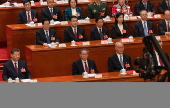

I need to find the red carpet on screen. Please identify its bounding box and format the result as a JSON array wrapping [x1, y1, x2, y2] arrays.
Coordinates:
[[0, 48, 8, 81]]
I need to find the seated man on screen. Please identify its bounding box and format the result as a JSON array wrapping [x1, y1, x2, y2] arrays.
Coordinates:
[[2, 49, 32, 81], [41, 0, 62, 21], [90, 17, 108, 40], [135, 0, 155, 15], [72, 48, 98, 75], [108, 42, 133, 72], [18, 0, 38, 24], [35, 18, 59, 47], [134, 10, 154, 37], [87, 0, 108, 19], [158, 0, 170, 14], [158, 10, 170, 36], [64, 16, 86, 42]]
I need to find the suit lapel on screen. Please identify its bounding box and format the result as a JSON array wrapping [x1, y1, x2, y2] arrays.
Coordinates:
[[23, 10, 27, 23], [115, 24, 122, 36], [78, 59, 85, 72], [163, 19, 167, 32], [41, 28, 47, 41], [94, 27, 101, 39], [46, 7, 52, 19], [18, 60, 22, 74], [69, 26, 77, 41], [31, 9, 35, 19], [123, 54, 126, 65], [163, 0, 168, 10], [9, 60, 18, 75], [115, 54, 122, 68]]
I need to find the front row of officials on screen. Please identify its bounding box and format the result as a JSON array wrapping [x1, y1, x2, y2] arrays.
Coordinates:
[[2, 40, 168, 81]]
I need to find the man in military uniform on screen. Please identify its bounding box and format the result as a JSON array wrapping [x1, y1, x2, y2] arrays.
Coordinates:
[[87, 0, 109, 19]]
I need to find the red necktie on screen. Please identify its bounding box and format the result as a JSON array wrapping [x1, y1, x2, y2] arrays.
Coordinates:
[[14, 62, 18, 73], [74, 28, 77, 39], [159, 56, 164, 66], [84, 62, 89, 73], [27, 11, 31, 23], [168, 22, 170, 32]]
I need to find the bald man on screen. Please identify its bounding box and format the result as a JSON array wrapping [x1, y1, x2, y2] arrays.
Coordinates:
[[108, 42, 133, 72], [158, 10, 170, 36]]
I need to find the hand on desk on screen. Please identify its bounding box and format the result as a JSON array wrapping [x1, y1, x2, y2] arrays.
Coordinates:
[[43, 43, 49, 47], [55, 42, 59, 45]]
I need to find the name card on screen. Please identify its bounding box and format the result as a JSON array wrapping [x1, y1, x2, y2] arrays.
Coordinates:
[[121, 38, 130, 42], [154, 14, 161, 18], [129, 16, 137, 20], [95, 74, 102, 78], [59, 44, 66, 47], [78, 20, 86, 23], [40, 2, 47, 5], [61, 21, 68, 25], [101, 40, 108, 44], [82, 42, 90, 45], [56, 1, 64, 4], [38, 23, 42, 26]]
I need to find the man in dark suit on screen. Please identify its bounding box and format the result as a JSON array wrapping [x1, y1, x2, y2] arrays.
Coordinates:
[[158, 10, 170, 35], [158, 0, 170, 14], [72, 48, 98, 75], [135, 0, 155, 15], [64, 16, 86, 43], [90, 17, 108, 40], [41, 0, 62, 21], [18, 0, 38, 24], [2, 49, 32, 81], [134, 10, 154, 37], [35, 18, 59, 47], [108, 42, 133, 72]]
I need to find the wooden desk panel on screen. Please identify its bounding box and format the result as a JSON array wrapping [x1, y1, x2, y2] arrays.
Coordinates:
[[25, 36, 170, 78], [0, 0, 161, 40], [6, 15, 164, 61]]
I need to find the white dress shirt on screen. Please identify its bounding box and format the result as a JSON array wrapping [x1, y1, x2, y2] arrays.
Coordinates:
[[116, 53, 123, 61], [141, 20, 148, 31], [118, 24, 123, 34], [155, 51, 161, 66], [11, 60, 18, 68], [48, 7, 53, 14], [71, 26, 77, 33], [71, 8, 77, 16], [97, 27, 102, 34], [26, 11, 32, 21], [165, 19, 170, 33], [81, 60, 89, 72], [44, 29, 49, 36]]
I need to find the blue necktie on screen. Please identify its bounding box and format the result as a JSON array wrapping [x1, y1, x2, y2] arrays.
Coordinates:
[[120, 55, 124, 69], [50, 9, 53, 17], [99, 29, 103, 40], [144, 21, 148, 36], [46, 31, 50, 44]]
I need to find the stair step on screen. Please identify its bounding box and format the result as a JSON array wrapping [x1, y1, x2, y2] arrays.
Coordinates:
[[0, 65, 4, 70]]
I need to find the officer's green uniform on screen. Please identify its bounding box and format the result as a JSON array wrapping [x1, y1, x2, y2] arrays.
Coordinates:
[[87, 1, 109, 19]]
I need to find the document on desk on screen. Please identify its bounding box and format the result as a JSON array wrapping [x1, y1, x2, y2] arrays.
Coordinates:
[[88, 73, 96, 77], [21, 79, 31, 82]]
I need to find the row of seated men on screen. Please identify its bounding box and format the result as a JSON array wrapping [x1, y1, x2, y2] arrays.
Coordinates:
[[2, 40, 169, 81], [35, 10, 170, 46], [17, 0, 170, 24]]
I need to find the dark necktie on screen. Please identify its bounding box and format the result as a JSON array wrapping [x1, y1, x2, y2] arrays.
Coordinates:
[[74, 28, 77, 39], [119, 55, 124, 69], [27, 11, 31, 23], [46, 31, 50, 44], [84, 62, 89, 73], [14, 62, 18, 73], [167, 22, 170, 32], [99, 28, 103, 40], [159, 56, 164, 66], [50, 8, 53, 17], [144, 21, 148, 36]]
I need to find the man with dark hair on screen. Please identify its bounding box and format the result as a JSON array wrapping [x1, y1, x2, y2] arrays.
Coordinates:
[[134, 10, 154, 37], [72, 48, 98, 75], [90, 17, 108, 40], [41, 0, 62, 21], [108, 42, 133, 72], [2, 49, 32, 81], [158, 10, 170, 35], [18, 0, 38, 24], [35, 18, 59, 47], [135, 0, 155, 15], [87, 0, 108, 19], [158, 0, 170, 14], [64, 16, 86, 42]]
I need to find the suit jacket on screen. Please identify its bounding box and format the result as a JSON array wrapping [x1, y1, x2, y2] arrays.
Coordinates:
[[64, 26, 86, 43], [158, 19, 167, 35], [111, 23, 129, 39], [72, 59, 98, 75], [90, 27, 108, 40], [35, 28, 59, 45], [158, 0, 170, 14], [18, 9, 38, 24], [2, 60, 32, 81], [108, 53, 134, 72], [134, 20, 154, 37], [64, 7, 83, 21], [41, 6, 62, 21], [135, 1, 155, 15]]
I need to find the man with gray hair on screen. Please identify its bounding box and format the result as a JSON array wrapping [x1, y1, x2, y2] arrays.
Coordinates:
[[72, 48, 98, 75], [134, 10, 154, 37], [108, 42, 133, 72]]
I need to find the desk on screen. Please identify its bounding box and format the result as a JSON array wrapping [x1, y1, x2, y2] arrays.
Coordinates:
[[25, 36, 170, 78], [1, 0, 160, 40], [7, 15, 164, 61]]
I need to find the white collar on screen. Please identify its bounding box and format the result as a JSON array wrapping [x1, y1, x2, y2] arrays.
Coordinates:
[[11, 59, 18, 64]]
